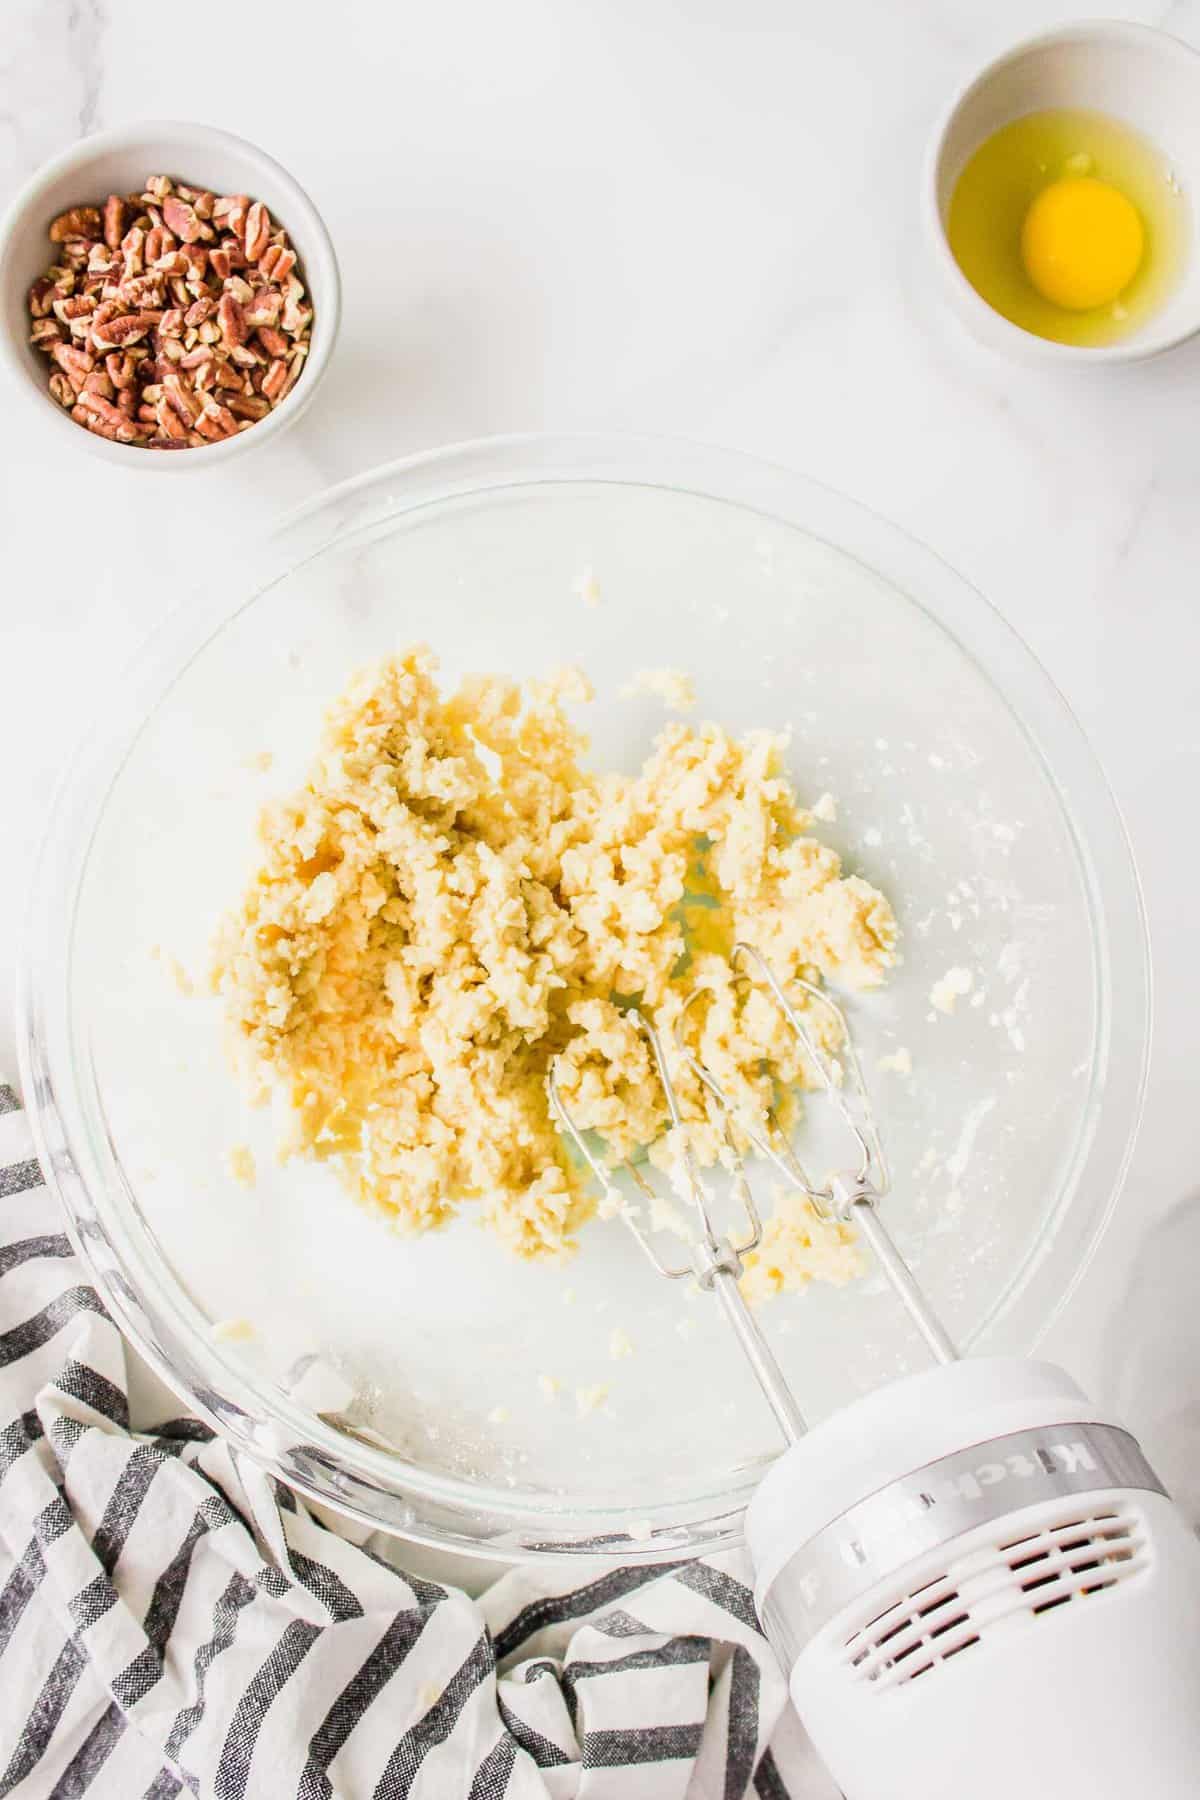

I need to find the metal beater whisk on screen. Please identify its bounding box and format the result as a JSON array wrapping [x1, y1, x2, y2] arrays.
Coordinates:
[[548, 942, 957, 1445]]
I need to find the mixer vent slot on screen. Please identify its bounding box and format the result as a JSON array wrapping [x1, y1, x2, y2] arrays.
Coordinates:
[[842, 1508, 1149, 1691]]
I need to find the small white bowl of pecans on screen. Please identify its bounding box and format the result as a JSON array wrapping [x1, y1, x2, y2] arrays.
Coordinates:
[[0, 120, 339, 465]]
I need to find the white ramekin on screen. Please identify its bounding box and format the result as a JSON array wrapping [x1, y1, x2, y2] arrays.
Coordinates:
[[0, 120, 341, 467], [924, 20, 1200, 364]]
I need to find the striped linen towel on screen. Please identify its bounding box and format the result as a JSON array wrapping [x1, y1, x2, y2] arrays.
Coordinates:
[[0, 1084, 834, 1799]]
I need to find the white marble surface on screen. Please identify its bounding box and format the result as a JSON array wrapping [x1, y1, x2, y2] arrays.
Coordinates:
[[2, 0, 1200, 1544]]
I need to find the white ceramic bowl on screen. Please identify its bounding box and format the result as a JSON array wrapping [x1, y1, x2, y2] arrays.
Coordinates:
[[924, 21, 1200, 364], [0, 120, 340, 468]]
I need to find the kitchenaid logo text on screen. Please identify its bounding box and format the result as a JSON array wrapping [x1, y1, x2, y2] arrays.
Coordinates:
[[834, 1439, 1099, 1573]]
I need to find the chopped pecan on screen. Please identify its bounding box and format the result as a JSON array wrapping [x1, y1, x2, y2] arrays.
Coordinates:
[[76, 387, 143, 441], [281, 274, 310, 334], [105, 351, 137, 389], [193, 396, 238, 439], [217, 292, 248, 347], [82, 369, 115, 399], [93, 310, 163, 348], [279, 344, 309, 400], [104, 194, 126, 248], [118, 273, 165, 309], [52, 341, 94, 383], [27, 276, 55, 317], [228, 391, 270, 421], [145, 174, 173, 200], [162, 370, 201, 424], [158, 307, 185, 338], [49, 205, 101, 243], [253, 324, 288, 358], [156, 396, 187, 440], [184, 296, 215, 326], [162, 194, 202, 243], [52, 293, 96, 323], [209, 246, 232, 282], [214, 193, 249, 234], [243, 287, 282, 329], [48, 372, 76, 407], [260, 357, 288, 402], [258, 244, 296, 284], [120, 226, 145, 276], [30, 317, 63, 349], [243, 201, 271, 263]]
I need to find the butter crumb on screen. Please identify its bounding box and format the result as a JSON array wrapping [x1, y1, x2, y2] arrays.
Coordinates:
[[538, 1374, 561, 1402], [572, 565, 602, 608], [930, 967, 974, 1014], [152, 946, 194, 996], [811, 792, 838, 823], [245, 751, 274, 773], [487, 1405, 510, 1425], [648, 1186, 690, 1239], [621, 667, 697, 712], [740, 1190, 865, 1305], [211, 1317, 256, 1343], [609, 1326, 635, 1360], [877, 1047, 913, 1076], [226, 1145, 257, 1188], [575, 1382, 610, 1417]]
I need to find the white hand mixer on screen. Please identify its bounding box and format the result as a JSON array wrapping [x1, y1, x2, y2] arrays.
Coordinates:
[[551, 943, 1200, 1800]]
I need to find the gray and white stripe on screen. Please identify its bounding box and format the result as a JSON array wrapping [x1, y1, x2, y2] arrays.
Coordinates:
[[0, 1085, 828, 1797]]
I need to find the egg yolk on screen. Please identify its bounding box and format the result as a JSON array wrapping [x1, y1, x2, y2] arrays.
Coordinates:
[[1021, 176, 1145, 311]]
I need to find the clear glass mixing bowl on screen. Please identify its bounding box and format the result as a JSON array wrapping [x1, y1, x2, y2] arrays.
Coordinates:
[[19, 434, 1149, 1560]]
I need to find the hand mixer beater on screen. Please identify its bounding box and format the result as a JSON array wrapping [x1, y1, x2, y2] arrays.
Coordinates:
[[551, 944, 1200, 1800]]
